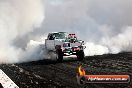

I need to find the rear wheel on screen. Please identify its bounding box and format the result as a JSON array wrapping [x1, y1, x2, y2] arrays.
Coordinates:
[[56, 49, 63, 62], [76, 50, 85, 61]]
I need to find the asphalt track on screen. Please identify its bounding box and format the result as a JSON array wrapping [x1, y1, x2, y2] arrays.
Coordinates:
[[0, 52, 132, 88]]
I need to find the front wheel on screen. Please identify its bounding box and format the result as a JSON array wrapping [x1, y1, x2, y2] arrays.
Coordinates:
[[56, 49, 63, 62], [76, 50, 85, 61]]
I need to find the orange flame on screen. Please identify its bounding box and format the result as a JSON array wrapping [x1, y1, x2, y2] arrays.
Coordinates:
[[78, 66, 86, 76]]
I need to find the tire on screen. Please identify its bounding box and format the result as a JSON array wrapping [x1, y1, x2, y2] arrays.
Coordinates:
[[56, 49, 63, 62], [76, 50, 85, 61]]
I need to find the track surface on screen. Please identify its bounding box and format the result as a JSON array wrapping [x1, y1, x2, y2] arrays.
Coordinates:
[[0, 52, 132, 88]]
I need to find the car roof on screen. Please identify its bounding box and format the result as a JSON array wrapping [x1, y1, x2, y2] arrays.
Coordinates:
[[49, 32, 67, 34]]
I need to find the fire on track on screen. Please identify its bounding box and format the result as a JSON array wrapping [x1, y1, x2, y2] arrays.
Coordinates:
[[0, 52, 132, 88]]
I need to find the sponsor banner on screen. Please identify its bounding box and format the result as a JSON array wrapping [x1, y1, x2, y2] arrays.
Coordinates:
[[77, 66, 130, 85]]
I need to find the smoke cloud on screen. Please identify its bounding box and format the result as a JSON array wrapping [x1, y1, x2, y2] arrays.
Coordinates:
[[0, 0, 44, 63]]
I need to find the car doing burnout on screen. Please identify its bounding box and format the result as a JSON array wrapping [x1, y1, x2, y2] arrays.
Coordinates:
[[45, 32, 86, 62]]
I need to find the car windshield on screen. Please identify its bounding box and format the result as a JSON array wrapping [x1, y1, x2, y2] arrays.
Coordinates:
[[54, 32, 66, 39]]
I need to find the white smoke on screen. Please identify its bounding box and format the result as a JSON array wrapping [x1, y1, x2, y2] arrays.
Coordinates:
[[19, 39, 48, 62], [84, 42, 109, 56], [101, 27, 132, 53], [0, 0, 44, 63]]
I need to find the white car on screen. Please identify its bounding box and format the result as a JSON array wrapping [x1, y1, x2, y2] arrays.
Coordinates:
[[45, 32, 86, 62]]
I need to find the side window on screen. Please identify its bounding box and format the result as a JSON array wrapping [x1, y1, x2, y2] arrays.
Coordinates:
[[49, 34, 55, 40]]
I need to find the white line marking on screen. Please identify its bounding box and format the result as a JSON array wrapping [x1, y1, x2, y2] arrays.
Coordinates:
[[0, 69, 19, 88]]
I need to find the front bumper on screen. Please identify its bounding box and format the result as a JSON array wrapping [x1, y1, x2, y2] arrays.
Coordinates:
[[62, 47, 81, 56]]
